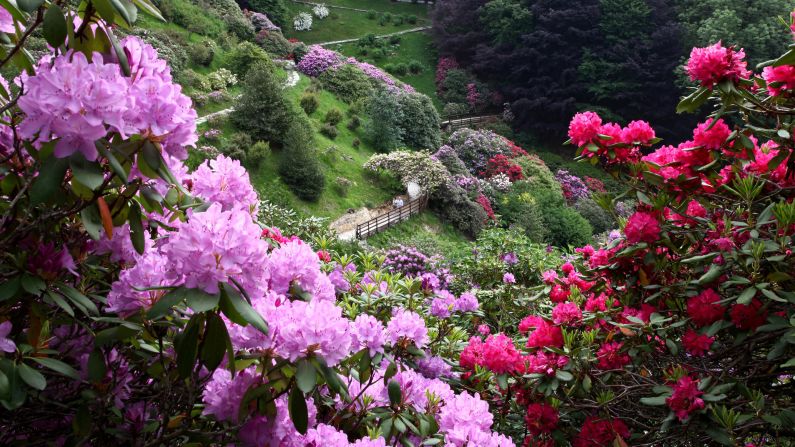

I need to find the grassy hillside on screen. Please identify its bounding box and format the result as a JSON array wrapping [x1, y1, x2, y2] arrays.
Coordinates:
[[334, 31, 439, 108], [193, 73, 395, 219], [282, 0, 430, 44], [366, 211, 470, 257]]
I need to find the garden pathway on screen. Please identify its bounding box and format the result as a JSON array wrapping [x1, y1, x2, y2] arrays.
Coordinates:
[[196, 61, 299, 125], [316, 26, 431, 46]]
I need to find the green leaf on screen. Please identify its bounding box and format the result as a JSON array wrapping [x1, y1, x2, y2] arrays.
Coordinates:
[[109, 0, 137, 26], [697, 265, 722, 285], [43, 5, 67, 48], [388, 380, 402, 405], [219, 284, 268, 335], [0, 370, 8, 398], [555, 370, 573, 381], [87, 349, 106, 382], [702, 393, 727, 402], [132, 0, 165, 21], [496, 374, 508, 388], [94, 325, 140, 346], [46, 291, 73, 316], [177, 315, 202, 378], [17, 0, 44, 13], [18, 363, 46, 390], [80, 204, 102, 240], [200, 313, 229, 371], [780, 358, 795, 368], [296, 359, 316, 394], [58, 285, 98, 315], [0, 277, 21, 302], [186, 289, 220, 313], [96, 142, 128, 182], [288, 385, 308, 434], [676, 86, 712, 114], [128, 202, 146, 255], [29, 357, 79, 380], [20, 274, 45, 295], [146, 287, 186, 319], [30, 157, 68, 204], [106, 26, 131, 77], [772, 48, 795, 67], [69, 153, 104, 190], [736, 288, 756, 305], [640, 395, 668, 406]]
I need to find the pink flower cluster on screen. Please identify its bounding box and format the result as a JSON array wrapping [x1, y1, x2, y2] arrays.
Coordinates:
[[18, 37, 196, 161], [567, 112, 654, 163], [685, 41, 750, 88]]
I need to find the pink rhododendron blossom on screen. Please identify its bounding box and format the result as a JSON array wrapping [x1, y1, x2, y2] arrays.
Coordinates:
[[267, 239, 335, 302], [161, 203, 269, 296], [276, 299, 353, 366], [202, 367, 259, 423], [685, 41, 750, 87], [190, 155, 260, 215], [552, 301, 582, 325], [106, 250, 170, 317], [568, 111, 602, 147], [387, 308, 429, 347], [624, 211, 661, 244], [620, 120, 655, 144], [438, 392, 494, 446], [525, 318, 564, 349], [351, 314, 387, 356], [692, 118, 730, 150], [503, 272, 516, 284], [762, 65, 795, 96], [431, 290, 457, 318], [666, 376, 705, 421], [480, 333, 521, 375]]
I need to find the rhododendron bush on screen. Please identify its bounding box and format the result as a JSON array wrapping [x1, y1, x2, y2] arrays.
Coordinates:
[[457, 23, 795, 446], [0, 3, 509, 445]]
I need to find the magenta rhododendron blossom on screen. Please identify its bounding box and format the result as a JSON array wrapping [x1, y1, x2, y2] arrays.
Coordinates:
[[624, 211, 660, 244], [480, 333, 521, 375], [620, 120, 655, 144], [567, 111, 602, 146], [161, 203, 269, 295], [685, 41, 750, 87], [551, 301, 582, 325], [596, 341, 630, 370], [692, 118, 730, 150], [190, 155, 260, 215], [666, 376, 705, 421], [686, 289, 726, 327], [682, 329, 713, 356], [762, 64, 795, 96]]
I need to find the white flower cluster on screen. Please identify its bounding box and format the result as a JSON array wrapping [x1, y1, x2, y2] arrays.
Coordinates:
[[312, 3, 329, 19], [293, 12, 313, 31], [486, 173, 511, 191]]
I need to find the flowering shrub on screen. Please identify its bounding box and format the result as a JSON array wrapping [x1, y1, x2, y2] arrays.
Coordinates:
[[454, 26, 795, 446], [435, 56, 459, 91], [447, 128, 512, 175], [0, 5, 509, 445], [480, 154, 524, 182], [312, 3, 329, 19], [293, 12, 313, 31], [382, 245, 453, 289], [554, 169, 590, 203], [247, 10, 281, 32], [207, 68, 237, 90], [364, 151, 450, 193]]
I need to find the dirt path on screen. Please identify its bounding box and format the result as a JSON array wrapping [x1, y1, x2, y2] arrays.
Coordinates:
[[317, 26, 431, 46]]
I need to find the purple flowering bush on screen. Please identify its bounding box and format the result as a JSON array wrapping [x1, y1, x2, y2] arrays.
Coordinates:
[[446, 128, 512, 175], [0, 5, 520, 446]]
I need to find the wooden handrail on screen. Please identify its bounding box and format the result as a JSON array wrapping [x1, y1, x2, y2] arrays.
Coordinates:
[[355, 194, 429, 240]]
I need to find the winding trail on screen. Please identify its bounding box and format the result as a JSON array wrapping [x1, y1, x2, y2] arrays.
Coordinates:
[[316, 26, 431, 46]]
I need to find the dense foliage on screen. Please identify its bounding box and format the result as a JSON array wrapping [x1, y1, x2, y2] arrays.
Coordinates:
[[432, 0, 793, 142]]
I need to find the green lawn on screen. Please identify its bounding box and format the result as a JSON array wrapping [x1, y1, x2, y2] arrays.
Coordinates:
[[283, 1, 429, 44], [322, 0, 431, 16], [334, 31, 439, 108]]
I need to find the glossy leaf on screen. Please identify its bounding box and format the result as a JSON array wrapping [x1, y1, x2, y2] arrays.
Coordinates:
[[43, 5, 68, 48]]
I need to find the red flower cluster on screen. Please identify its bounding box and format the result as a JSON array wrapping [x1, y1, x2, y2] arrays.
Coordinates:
[[624, 211, 661, 244], [685, 41, 750, 88], [686, 289, 726, 327], [480, 154, 524, 181], [682, 329, 714, 356], [567, 112, 655, 163], [525, 403, 559, 435], [476, 194, 496, 221], [666, 376, 705, 421], [596, 342, 631, 370], [573, 416, 630, 447]]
